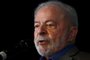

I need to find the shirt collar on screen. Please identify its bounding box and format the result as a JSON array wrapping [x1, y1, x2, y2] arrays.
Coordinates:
[[40, 44, 75, 60]]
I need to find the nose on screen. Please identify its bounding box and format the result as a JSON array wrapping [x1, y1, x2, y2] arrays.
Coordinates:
[[38, 25, 47, 35]]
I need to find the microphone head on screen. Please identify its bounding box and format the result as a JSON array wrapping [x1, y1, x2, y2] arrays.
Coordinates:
[[0, 51, 7, 60]]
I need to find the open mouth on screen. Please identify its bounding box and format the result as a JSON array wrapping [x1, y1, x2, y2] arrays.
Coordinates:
[[38, 40, 48, 45]]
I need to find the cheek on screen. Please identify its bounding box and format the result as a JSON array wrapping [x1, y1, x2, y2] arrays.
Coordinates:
[[47, 27, 65, 43], [47, 29, 60, 41], [34, 31, 37, 38]]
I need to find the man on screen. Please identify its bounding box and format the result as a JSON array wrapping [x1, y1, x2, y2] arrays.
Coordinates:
[[34, 1, 90, 60]]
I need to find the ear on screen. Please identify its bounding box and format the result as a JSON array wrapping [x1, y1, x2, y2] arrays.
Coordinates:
[[68, 26, 78, 42]]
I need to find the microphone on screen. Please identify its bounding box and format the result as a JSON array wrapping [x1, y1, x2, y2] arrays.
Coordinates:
[[0, 40, 29, 60], [0, 51, 7, 60]]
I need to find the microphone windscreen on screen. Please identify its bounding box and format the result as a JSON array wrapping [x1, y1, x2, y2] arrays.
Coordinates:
[[0, 51, 7, 60]]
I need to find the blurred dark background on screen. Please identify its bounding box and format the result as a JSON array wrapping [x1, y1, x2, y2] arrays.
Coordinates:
[[0, 0, 90, 60]]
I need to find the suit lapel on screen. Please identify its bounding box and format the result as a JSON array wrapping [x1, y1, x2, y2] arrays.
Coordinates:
[[59, 46, 79, 60]]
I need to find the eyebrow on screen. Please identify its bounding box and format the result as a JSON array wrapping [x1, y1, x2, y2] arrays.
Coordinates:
[[34, 21, 39, 23], [34, 20, 57, 24], [45, 20, 57, 24]]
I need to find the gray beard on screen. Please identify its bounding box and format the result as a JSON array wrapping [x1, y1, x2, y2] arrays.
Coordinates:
[[34, 29, 69, 57]]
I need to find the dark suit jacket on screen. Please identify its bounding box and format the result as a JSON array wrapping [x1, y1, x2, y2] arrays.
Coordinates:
[[59, 47, 90, 60]]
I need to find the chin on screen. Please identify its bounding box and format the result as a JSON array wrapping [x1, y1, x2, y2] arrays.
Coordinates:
[[37, 47, 54, 57]]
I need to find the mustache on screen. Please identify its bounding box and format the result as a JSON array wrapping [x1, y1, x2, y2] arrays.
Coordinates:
[[34, 36, 50, 42]]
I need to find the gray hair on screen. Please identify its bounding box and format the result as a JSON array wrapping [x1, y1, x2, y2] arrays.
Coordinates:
[[34, 1, 78, 27]]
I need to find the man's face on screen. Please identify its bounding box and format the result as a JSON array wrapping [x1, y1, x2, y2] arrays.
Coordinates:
[[34, 6, 70, 57]]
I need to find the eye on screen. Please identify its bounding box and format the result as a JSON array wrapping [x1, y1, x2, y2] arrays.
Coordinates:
[[34, 23, 40, 28], [46, 21, 56, 29]]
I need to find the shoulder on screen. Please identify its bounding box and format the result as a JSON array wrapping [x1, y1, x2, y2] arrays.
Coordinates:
[[74, 51, 90, 60], [61, 46, 90, 60], [67, 47, 90, 60]]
